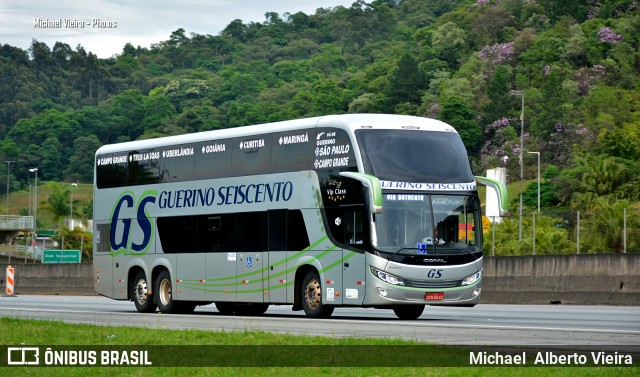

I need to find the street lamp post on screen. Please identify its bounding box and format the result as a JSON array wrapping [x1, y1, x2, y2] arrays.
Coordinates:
[[5, 160, 14, 215], [70, 183, 78, 228], [510, 89, 525, 240], [29, 168, 38, 250], [527, 151, 540, 213]]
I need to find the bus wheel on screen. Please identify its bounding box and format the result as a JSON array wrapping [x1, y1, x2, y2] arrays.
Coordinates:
[[301, 271, 334, 318], [155, 270, 176, 313], [132, 271, 157, 313], [393, 305, 425, 320]]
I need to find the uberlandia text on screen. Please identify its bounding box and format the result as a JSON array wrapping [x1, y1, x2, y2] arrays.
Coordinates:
[[469, 351, 633, 365]]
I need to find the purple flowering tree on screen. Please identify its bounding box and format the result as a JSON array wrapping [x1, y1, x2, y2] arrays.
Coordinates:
[[597, 27, 623, 44], [545, 122, 593, 165], [478, 42, 515, 65], [479, 117, 527, 171], [575, 65, 607, 95]]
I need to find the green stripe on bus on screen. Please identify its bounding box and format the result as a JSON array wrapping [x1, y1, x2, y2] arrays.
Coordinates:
[[176, 245, 355, 294], [203, 235, 330, 282]]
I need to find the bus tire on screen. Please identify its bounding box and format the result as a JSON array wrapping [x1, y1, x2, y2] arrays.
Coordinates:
[[393, 305, 425, 320], [301, 270, 334, 318], [132, 270, 157, 313], [155, 270, 176, 314]]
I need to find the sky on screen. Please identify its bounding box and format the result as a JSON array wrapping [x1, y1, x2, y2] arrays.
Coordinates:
[[0, 0, 356, 58]]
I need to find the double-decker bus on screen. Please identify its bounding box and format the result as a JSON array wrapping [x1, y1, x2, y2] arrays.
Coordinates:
[[93, 114, 508, 319]]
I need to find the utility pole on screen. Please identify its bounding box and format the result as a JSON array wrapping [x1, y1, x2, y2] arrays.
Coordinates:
[[510, 90, 525, 240]]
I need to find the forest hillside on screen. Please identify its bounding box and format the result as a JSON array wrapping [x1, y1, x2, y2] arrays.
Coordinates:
[[0, 0, 638, 253]]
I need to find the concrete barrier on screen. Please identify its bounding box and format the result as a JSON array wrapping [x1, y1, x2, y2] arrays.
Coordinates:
[[0, 255, 639, 305], [0, 263, 94, 296], [482, 254, 640, 305]]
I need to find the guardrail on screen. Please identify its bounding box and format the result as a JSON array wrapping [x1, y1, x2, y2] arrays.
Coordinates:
[[0, 215, 34, 230], [14, 245, 42, 260]]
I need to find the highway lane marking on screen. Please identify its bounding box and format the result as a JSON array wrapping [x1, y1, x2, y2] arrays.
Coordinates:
[[1, 306, 639, 336]]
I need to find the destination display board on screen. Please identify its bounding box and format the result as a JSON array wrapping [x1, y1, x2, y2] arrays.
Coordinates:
[[96, 128, 358, 189]]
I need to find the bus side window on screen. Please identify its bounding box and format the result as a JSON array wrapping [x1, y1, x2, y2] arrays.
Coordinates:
[[268, 210, 287, 251], [267, 209, 310, 251], [208, 216, 221, 231], [287, 210, 310, 251], [200, 214, 236, 252], [236, 212, 267, 252]]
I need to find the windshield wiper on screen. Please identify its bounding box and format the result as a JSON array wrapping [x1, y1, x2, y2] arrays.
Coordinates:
[[374, 246, 417, 260]]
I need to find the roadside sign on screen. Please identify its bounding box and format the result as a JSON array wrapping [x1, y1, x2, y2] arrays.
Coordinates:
[[41, 250, 82, 264], [38, 229, 59, 237]]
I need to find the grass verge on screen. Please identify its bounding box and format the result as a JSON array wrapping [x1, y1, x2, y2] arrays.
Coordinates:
[[0, 317, 635, 376]]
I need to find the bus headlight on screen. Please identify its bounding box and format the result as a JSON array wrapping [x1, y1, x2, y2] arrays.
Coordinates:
[[371, 267, 405, 286], [462, 270, 482, 286]]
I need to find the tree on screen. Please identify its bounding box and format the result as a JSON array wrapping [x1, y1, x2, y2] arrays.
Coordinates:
[[431, 22, 467, 68], [40, 136, 64, 181], [582, 198, 638, 253], [386, 53, 424, 108], [141, 90, 176, 135], [107, 89, 146, 140], [598, 122, 640, 161], [57, 227, 93, 260], [348, 93, 380, 113], [523, 181, 560, 208], [65, 135, 102, 182], [42, 182, 74, 227], [484, 65, 513, 122], [438, 95, 481, 153], [488, 216, 575, 255], [221, 19, 248, 42]]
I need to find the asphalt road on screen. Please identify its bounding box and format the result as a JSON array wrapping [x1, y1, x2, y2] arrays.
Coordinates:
[[1, 295, 638, 350]]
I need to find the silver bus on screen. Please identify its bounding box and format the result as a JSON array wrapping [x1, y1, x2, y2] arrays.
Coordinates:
[[93, 114, 508, 319]]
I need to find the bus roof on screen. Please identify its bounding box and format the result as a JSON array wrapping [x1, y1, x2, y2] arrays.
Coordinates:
[[96, 114, 457, 155]]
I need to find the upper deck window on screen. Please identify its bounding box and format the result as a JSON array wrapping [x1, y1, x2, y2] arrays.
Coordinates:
[[355, 129, 474, 183]]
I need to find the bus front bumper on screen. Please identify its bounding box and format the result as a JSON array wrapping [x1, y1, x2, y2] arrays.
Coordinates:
[[363, 280, 482, 306]]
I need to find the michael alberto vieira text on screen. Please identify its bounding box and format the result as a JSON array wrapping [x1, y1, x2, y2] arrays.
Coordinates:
[[470, 351, 633, 365]]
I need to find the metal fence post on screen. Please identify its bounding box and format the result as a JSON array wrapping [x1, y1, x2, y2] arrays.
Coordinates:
[[576, 210, 580, 254], [532, 213, 536, 255], [623, 208, 627, 254]]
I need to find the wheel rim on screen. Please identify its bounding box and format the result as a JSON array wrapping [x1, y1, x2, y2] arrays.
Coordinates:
[[159, 279, 171, 306], [135, 279, 148, 305], [304, 278, 321, 310]]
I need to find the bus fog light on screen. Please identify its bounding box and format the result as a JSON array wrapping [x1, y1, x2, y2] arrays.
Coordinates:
[[377, 288, 388, 297]]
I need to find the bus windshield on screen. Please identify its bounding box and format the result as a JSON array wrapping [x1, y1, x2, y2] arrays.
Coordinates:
[[372, 193, 482, 255], [356, 129, 474, 183]]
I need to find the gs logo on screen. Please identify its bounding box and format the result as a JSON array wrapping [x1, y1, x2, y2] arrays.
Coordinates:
[[110, 190, 157, 256], [427, 269, 443, 279]]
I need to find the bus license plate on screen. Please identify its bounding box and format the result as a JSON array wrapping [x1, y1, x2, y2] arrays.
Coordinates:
[[425, 292, 444, 301]]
